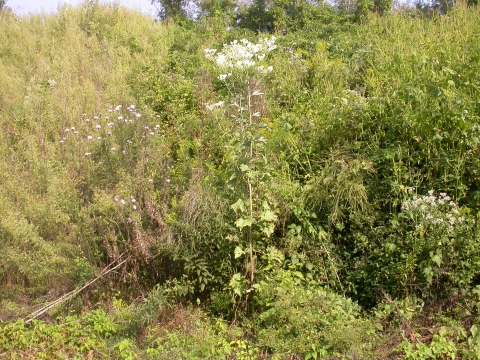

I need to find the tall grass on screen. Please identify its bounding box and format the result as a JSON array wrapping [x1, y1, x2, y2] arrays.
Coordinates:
[[0, 2, 171, 305]]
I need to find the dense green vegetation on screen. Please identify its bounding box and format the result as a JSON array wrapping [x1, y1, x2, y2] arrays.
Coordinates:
[[1, 0, 480, 358]]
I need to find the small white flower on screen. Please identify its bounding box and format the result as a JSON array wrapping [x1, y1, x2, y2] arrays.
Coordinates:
[[218, 73, 230, 81], [206, 101, 225, 111], [87, 135, 93, 140]]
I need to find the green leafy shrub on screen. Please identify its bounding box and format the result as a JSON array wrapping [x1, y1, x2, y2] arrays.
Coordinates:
[[254, 258, 376, 358]]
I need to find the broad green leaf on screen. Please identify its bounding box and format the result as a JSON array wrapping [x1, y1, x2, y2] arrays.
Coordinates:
[[240, 164, 250, 172], [231, 199, 245, 213], [261, 209, 277, 222], [235, 217, 254, 229], [432, 254, 442, 267], [262, 223, 275, 237], [471, 325, 478, 338], [234, 246, 245, 259], [423, 266, 433, 284]]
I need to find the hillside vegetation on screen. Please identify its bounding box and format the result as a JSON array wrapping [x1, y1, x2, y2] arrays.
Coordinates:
[[1, 1, 480, 358]]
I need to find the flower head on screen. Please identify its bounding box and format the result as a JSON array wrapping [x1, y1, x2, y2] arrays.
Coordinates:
[[205, 37, 276, 73]]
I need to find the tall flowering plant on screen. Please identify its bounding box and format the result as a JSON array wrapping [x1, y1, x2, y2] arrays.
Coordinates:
[[205, 37, 277, 302]]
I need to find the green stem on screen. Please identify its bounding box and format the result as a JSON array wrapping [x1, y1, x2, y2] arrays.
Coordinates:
[[247, 85, 254, 286]]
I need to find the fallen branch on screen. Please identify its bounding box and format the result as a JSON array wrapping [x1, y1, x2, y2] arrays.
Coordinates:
[[24, 254, 130, 323]]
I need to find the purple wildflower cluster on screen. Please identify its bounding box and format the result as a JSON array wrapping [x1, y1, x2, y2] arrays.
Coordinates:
[[59, 104, 163, 156], [60, 104, 172, 212], [114, 195, 138, 210]]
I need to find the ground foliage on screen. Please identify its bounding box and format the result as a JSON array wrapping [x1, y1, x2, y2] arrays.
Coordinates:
[[1, 0, 480, 358]]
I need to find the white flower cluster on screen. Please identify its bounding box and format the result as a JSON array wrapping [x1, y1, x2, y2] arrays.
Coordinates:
[[205, 37, 277, 80], [401, 190, 465, 234], [205, 101, 224, 111]]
